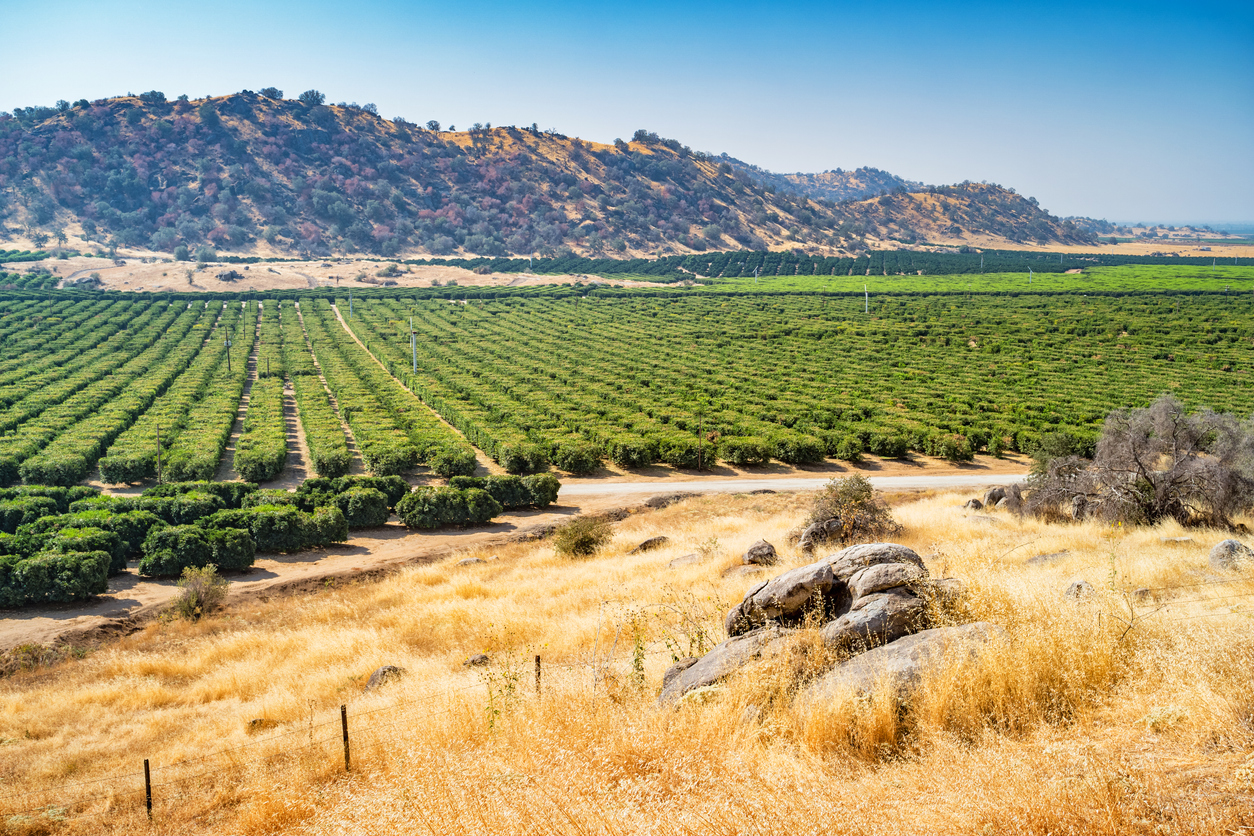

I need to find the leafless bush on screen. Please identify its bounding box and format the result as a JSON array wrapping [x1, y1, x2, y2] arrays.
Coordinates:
[[1026, 394, 1254, 528], [800, 474, 901, 544]]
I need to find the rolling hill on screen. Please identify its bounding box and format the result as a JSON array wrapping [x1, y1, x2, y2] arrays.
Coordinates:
[[0, 91, 1095, 259]]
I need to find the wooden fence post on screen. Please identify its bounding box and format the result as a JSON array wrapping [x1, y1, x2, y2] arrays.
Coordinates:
[[341, 705, 350, 772], [144, 758, 152, 820], [535, 655, 541, 696]]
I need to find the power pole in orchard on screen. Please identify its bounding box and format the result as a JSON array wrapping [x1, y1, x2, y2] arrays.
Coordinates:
[[155, 424, 161, 484], [410, 316, 417, 373], [864, 284, 869, 313], [225, 335, 233, 373]]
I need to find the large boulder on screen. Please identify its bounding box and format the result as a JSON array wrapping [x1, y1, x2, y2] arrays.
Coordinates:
[[797, 518, 842, 552], [1210, 539, 1254, 571], [820, 587, 928, 652], [983, 487, 1007, 508], [725, 562, 838, 637], [801, 622, 1004, 705], [962, 498, 983, 510], [825, 542, 925, 583], [847, 561, 927, 599], [742, 539, 778, 566], [365, 665, 406, 691], [658, 625, 797, 703]]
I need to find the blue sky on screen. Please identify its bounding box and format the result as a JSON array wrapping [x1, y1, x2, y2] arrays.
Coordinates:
[[2, 0, 1251, 222]]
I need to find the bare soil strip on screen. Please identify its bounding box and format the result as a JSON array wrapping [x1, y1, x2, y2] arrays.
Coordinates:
[[213, 305, 262, 482]]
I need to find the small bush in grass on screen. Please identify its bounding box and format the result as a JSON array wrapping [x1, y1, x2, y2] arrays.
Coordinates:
[[172, 565, 228, 621], [805, 474, 900, 544], [553, 516, 613, 558]]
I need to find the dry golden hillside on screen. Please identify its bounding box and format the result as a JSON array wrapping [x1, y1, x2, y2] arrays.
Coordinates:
[[1, 489, 1251, 835]]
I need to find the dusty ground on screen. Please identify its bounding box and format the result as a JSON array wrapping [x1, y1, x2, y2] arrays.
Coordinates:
[[0, 256, 672, 293]]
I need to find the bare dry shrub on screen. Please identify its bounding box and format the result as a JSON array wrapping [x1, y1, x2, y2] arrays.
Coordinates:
[[1027, 394, 1254, 528], [801, 473, 901, 544]]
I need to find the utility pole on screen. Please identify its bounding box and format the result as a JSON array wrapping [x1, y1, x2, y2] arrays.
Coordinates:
[[864, 284, 868, 313], [410, 316, 416, 373], [225, 335, 232, 373], [349, 290, 353, 318], [155, 424, 161, 484]]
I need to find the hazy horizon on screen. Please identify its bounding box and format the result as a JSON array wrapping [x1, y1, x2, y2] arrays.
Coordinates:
[[2, 0, 1250, 223]]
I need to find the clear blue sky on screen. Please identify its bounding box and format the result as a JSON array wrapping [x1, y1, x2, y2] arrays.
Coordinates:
[[2, 0, 1251, 223]]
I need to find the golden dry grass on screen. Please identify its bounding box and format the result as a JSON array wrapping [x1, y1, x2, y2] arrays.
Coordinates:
[[1, 490, 1252, 835]]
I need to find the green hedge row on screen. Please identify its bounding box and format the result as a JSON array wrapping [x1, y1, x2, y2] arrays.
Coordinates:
[[0, 550, 109, 606], [137, 525, 255, 577], [257, 300, 286, 379], [446, 473, 560, 509], [0, 303, 199, 485], [291, 374, 352, 477], [99, 302, 248, 483], [395, 487, 502, 530], [196, 504, 348, 555], [235, 377, 288, 482], [162, 302, 256, 481]]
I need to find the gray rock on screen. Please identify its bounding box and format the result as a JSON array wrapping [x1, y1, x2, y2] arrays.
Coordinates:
[[455, 557, 485, 567], [365, 665, 406, 691], [658, 626, 797, 703], [1070, 494, 1089, 521], [963, 498, 984, 510], [463, 653, 490, 667], [1161, 537, 1193, 544], [847, 562, 928, 599], [668, 552, 703, 568], [1027, 550, 1070, 566], [802, 622, 1004, 704], [820, 588, 928, 652], [994, 499, 1009, 510], [643, 493, 697, 510], [628, 536, 670, 555], [748, 489, 776, 495], [726, 562, 836, 637], [797, 518, 843, 552], [661, 657, 698, 690], [825, 543, 925, 583], [1210, 539, 1254, 571], [1065, 580, 1095, 600], [742, 539, 778, 566], [983, 487, 1007, 508]]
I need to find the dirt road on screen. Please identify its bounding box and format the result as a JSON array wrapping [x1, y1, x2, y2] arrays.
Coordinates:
[[558, 472, 1021, 497]]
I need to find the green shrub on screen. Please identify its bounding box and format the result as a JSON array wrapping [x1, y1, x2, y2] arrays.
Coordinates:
[[309, 506, 349, 546], [522, 473, 561, 507], [868, 434, 911, 458], [172, 565, 229, 621], [336, 487, 390, 529], [606, 436, 658, 469], [553, 516, 612, 557], [498, 442, 547, 474], [19, 452, 92, 486], [143, 481, 257, 509], [198, 504, 346, 552], [833, 434, 864, 463], [395, 487, 502, 529], [0, 496, 59, 534], [242, 489, 299, 509], [47, 527, 123, 574], [139, 525, 213, 577], [658, 435, 704, 469], [12, 550, 109, 602], [718, 437, 771, 467], [139, 524, 256, 576], [552, 440, 601, 474], [771, 433, 827, 465], [426, 443, 477, 477]]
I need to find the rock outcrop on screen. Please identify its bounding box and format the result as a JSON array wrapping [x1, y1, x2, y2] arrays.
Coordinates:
[[663, 542, 973, 704]]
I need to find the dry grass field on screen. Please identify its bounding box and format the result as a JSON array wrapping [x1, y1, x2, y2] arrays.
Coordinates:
[[1, 489, 1252, 835]]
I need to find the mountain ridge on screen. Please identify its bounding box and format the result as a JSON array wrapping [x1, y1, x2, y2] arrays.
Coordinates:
[[0, 91, 1096, 258]]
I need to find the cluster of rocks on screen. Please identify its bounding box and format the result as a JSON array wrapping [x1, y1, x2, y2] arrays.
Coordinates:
[[963, 484, 1023, 513], [1210, 539, 1254, 571], [660, 542, 998, 705]]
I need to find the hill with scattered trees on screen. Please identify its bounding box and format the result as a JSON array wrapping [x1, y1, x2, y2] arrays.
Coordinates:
[[0, 90, 1095, 259], [718, 157, 923, 203]]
